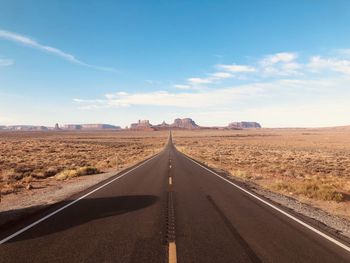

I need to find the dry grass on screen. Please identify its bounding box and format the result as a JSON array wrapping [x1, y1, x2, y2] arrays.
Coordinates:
[[0, 130, 167, 195], [173, 128, 350, 219]]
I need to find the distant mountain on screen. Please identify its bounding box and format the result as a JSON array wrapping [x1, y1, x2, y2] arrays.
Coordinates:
[[228, 121, 262, 129], [171, 118, 199, 129], [63, 124, 121, 130], [152, 121, 171, 129], [0, 119, 263, 132], [0, 125, 49, 131], [129, 120, 154, 131], [0, 124, 122, 131], [129, 118, 199, 131]]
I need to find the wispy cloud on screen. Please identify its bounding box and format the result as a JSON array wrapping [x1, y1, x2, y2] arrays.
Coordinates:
[[72, 49, 350, 127], [0, 58, 14, 67], [73, 78, 314, 109], [217, 64, 256, 73], [187, 77, 214, 85], [259, 52, 301, 76], [174, 84, 192, 89], [260, 52, 298, 65], [210, 72, 233, 79], [73, 75, 350, 127], [0, 29, 117, 72], [308, 56, 350, 74], [169, 50, 350, 90]]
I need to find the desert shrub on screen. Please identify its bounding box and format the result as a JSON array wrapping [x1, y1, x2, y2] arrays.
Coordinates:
[[14, 166, 34, 176], [76, 166, 100, 176], [55, 169, 79, 180], [0, 169, 23, 182], [55, 166, 100, 180], [44, 167, 58, 177], [298, 182, 343, 202], [271, 179, 344, 202], [231, 169, 251, 179], [271, 181, 294, 192], [283, 170, 296, 177]]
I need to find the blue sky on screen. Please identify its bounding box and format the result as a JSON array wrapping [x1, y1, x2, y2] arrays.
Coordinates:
[[1, 0, 350, 127]]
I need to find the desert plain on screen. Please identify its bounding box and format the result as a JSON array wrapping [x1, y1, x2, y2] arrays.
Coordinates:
[[1, 128, 350, 225]]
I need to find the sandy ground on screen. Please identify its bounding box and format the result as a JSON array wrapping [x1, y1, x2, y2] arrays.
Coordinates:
[[1, 171, 116, 213]]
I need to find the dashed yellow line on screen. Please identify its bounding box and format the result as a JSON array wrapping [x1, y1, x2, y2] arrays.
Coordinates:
[[168, 241, 177, 263]]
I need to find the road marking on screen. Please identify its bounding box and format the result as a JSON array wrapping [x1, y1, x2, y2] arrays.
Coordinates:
[[169, 164, 172, 169], [169, 177, 173, 185], [0, 153, 160, 245], [184, 154, 350, 254], [168, 241, 177, 263]]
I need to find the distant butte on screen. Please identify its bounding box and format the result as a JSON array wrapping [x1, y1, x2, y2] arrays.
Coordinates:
[[0, 119, 262, 131], [128, 118, 261, 130]]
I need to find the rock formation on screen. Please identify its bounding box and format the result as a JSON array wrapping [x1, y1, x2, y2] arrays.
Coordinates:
[[1, 118, 262, 132], [171, 118, 199, 129], [228, 121, 261, 129], [130, 118, 199, 130], [63, 124, 121, 130], [130, 120, 153, 130]]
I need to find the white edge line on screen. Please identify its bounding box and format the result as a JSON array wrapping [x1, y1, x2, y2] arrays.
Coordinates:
[[184, 155, 350, 254], [0, 153, 160, 244]]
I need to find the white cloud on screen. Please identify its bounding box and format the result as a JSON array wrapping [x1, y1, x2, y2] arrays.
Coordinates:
[[0, 29, 117, 72], [308, 56, 350, 74], [259, 52, 301, 76], [174, 84, 192, 89], [0, 58, 14, 67], [74, 78, 328, 110], [211, 72, 233, 79], [73, 49, 350, 127], [187, 77, 213, 84], [73, 75, 350, 127], [217, 64, 256, 73], [261, 52, 298, 65]]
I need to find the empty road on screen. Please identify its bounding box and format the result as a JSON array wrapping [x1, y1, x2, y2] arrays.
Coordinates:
[[1, 135, 350, 262]]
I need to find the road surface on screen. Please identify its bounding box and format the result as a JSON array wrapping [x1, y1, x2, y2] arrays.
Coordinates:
[[1, 135, 350, 262]]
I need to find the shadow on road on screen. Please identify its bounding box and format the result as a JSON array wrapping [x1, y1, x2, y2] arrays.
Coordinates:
[[0, 195, 158, 243]]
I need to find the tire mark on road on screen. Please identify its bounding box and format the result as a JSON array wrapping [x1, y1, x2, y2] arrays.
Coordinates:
[[206, 195, 262, 263]]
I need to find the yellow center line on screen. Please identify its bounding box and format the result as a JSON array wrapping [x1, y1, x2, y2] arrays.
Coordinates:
[[168, 241, 177, 263]]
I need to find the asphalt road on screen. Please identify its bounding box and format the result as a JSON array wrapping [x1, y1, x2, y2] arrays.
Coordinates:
[[1, 135, 350, 262]]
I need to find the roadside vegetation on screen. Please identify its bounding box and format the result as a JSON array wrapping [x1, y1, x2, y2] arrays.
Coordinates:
[[174, 128, 350, 219], [0, 131, 166, 196]]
